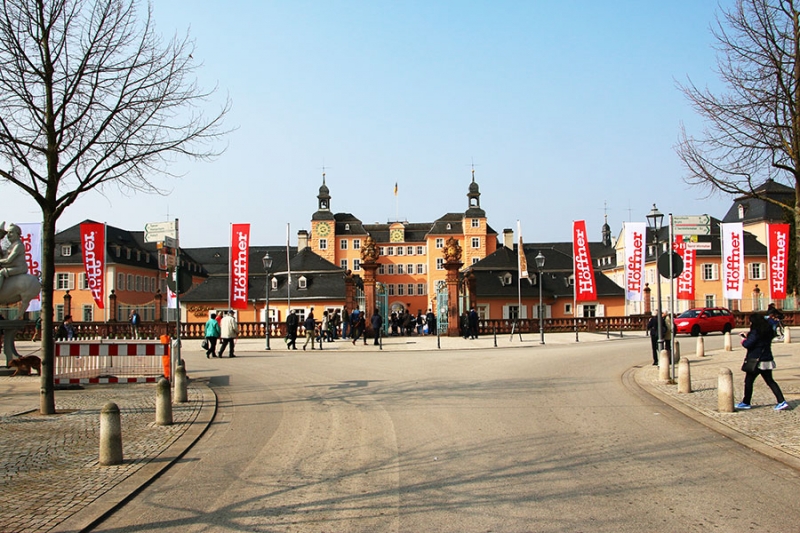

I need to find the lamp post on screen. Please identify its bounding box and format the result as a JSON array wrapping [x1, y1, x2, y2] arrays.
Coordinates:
[[263, 252, 273, 351], [646, 204, 664, 356], [535, 251, 545, 344]]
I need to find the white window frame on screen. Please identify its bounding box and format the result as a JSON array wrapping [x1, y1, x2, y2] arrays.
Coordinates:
[[340, 259, 348, 270], [702, 263, 719, 281], [471, 218, 480, 228], [471, 237, 480, 248], [353, 239, 361, 249], [56, 272, 74, 290], [416, 246, 425, 255], [340, 239, 348, 250], [353, 259, 361, 271], [298, 276, 307, 289], [61, 244, 72, 257], [748, 262, 766, 280], [436, 258, 444, 270], [319, 238, 327, 250], [435, 238, 444, 249]]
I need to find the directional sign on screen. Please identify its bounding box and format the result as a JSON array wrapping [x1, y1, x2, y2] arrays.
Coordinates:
[[673, 215, 711, 236], [686, 242, 712, 250], [144, 221, 177, 243]]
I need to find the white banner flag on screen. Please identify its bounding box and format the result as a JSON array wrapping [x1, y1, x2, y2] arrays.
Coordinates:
[[623, 222, 646, 301], [720, 222, 744, 300], [17, 223, 42, 312], [167, 286, 178, 309]]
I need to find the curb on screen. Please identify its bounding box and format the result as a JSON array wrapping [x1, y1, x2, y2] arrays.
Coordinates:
[[50, 381, 218, 533]]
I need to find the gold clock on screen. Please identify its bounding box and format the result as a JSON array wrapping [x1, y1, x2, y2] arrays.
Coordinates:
[[317, 222, 331, 236], [390, 228, 403, 243]]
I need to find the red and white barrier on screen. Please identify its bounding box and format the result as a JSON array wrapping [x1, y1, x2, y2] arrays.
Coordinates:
[[55, 341, 170, 385]]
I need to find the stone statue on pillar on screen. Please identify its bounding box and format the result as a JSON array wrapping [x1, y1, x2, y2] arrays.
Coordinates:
[[442, 237, 464, 336]]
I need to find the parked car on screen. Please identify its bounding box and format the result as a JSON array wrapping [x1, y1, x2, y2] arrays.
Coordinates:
[[673, 307, 736, 336]]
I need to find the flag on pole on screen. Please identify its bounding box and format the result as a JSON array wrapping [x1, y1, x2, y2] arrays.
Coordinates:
[[18, 222, 42, 312], [573, 220, 597, 301], [394, 182, 398, 196], [230, 223, 251, 310], [80, 222, 106, 309], [517, 220, 528, 278]]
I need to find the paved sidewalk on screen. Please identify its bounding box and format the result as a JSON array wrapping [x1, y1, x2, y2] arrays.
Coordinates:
[[1, 328, 799, 532]]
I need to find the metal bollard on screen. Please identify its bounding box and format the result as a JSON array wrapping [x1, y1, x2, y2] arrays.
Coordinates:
[[784, 328, 792, 344], [724, 331, 732, 352], [174, 363, 188, 403], [658, 349, 670, 381], [696, 336, 705, 358], [718, 368, 735, 413], [99, 402, 123, 466], [156, 377, 173, 426], [678, 358, 692, 393]]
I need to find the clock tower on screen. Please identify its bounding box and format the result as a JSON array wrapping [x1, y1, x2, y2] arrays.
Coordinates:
[[311, 172, 336, 263]]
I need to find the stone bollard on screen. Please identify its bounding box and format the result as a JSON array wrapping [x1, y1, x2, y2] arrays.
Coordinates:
[[99, 402, 123, 466], [678, 358, 692, 393], [724, 331, 732, 352], [674, 341, 681, 363], [696, 336, 705, 357], [174, 363, 188, 403], [718, 368, 735, 413], [156, 377, 173, 426], [658, 349, 670, 381], [784, 327, 792, 344]]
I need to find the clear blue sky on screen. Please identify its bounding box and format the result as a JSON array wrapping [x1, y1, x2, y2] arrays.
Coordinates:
[[1, 1, 737, 248]]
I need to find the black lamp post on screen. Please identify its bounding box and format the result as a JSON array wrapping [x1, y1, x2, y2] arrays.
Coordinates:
[[263, 252, 273, 351], [646, 204, 664, 354], [535, 251, 545, 344]]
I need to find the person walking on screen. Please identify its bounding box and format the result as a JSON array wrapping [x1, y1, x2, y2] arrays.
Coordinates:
[[204, 313, 221, 358], [371, 308, 383, 346], [426, 309, 436, 336], [468, 307, 479, 339], [352, 311, 367, 345], [218, 311, 238, 358], [302, 310, 316, 350], [286, 310, 299, 350], [736, 313, 789, 411], [320, 310, 330, 343], [646, 314, 663, 365], [129, 310, 140, 339], [341, 307, 350, 340]]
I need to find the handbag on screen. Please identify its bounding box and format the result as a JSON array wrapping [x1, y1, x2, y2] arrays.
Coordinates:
[[741, 357, 759, 373], [201, 339, 209, 350]]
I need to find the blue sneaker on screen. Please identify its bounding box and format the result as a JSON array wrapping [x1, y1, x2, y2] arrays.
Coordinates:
[[735, 402, 751, 410], [775, 401, 789, 411]]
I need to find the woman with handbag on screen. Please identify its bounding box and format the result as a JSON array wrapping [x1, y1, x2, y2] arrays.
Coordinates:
[[736, 313, 789, 411]]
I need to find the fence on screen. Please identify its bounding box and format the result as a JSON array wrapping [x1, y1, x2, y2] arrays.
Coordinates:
[[54, 341, 169, 384]]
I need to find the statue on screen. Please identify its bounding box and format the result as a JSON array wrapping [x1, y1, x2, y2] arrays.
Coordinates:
[[443, 236, 462, 263], [0, 222, 40, 314], [360, 235, 380, 263]]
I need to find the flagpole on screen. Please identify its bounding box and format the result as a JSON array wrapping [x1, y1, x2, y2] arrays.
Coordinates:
[[103, 222, 108, 324], [516, 219, 522, 320], [227, 223, 232, 311], [286, 223, 291, 311], [573, 221, 578, 342]]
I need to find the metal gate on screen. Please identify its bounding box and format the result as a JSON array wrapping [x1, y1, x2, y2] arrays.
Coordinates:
[[376, 282, 389, 334], [355, 286, 366, 316], [435, 280, 448, 335]]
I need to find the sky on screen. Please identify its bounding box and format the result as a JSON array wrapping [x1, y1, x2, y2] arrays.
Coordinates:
[[0, 1, 739, 248]]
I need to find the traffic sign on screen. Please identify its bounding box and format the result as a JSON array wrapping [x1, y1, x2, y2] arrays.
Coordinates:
[[673, 215, 711, 236], [686, 242, 712, 250], [657, 252, 684, 279], [144, 221, 177, 243]]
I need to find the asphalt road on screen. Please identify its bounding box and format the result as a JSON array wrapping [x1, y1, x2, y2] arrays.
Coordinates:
[[90, 337, 800, 532]]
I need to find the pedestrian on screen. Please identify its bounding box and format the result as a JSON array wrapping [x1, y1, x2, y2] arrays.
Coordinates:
[[204, 313, 221, 358], [468, 307, 479, 339], [736, 313, 789, 411], [662, 312, 672, 355], [371, 308, 383, 345], [341, 307, 350, 340], [402, 310, 412, 336], [460, 311, 469, 339], [416, 310, 424, 335], [333, 308, 342, 340], [129, 310, 140, 339], [31, 315, 42, 341], [426, 309, 436, 335], [286, 310, 299, 350], [57, 315, 75, 340], [320, 310, 329, 343], [303, 310, 316, 350], [350, 306, 360, 339], [646, 314, 664, 365], [390, 312, 399, 336], [218, 311, 238, 358], [352, 311, 367, 345]]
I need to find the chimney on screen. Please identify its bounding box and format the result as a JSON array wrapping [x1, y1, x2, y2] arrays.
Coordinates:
[[297, 229, 309, 251], [503, 228, 514, 250]]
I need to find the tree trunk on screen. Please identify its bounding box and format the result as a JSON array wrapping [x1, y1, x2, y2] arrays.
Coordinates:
[[39, 212, 56, 415]]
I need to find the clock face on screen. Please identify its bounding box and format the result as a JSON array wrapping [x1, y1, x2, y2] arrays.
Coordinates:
[[317, 222, 330, 236], [390, 229, 403, 243]]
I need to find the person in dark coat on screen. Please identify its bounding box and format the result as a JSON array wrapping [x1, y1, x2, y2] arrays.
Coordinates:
[[302, 310, 316, 351], [286, 310, 299, 350], [646, 314, 665, 365], [426, 309, 436, 335], [468, 307, 479, 339], [352, 311, 367, 345], [371, 308, 383, 345], [737, 313, 789, 411]]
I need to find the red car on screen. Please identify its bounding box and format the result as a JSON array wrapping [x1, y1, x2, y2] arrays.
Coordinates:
[[674, 307, 736, 336]]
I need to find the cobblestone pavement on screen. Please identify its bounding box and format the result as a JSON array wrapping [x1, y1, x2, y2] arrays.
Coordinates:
[[634, 332, 800, 467], [1, 330, 799, 532], [0, 378, 214, 533]]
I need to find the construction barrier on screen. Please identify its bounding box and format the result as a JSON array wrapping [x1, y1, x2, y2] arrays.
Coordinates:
[[54, 341, 170, 385]]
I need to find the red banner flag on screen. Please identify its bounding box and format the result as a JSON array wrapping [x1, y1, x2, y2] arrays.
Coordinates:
[[673, 238, 695, 301], [80, 222, 105, 309], [230, 223, 250, 310], [768, 223, 790, 300], [573, 220, 597, 301]]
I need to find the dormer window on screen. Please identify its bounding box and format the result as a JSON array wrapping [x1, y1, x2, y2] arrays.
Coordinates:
[[271, 277, 278, 290], [738, 204, 746, 219], [298, 276, 307, 289], [446, 223, 452, 230], [344, 223, 350, 231], [61, 245, 72, 257], [499, 272, 513, 286]]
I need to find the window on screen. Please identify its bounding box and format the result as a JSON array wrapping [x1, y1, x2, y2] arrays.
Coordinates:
[[435, 238, 444, 249], [143, 276, 149, 293], [135, 275, 142, 292], [407, 284, 414, 295], [78, 273, 89, 290], [582, 305, 597, 318], [436, 258, 444, 270], [379, 247, 386, 255], [353, 239, 361, 249], [56, 273, 73, 290], [55, 304, 64, 322], [702, 264, 719, 281], [388, 264, 395, 275], [471, 218, 480, 228], [82, 305, 93, 322], [345, 223, 350, 231], [151, 277, 157, 292], [298, 276, 307, 289], [738, 204, 746, 219], [749, 262, 766, 280], [319, 238, 327, 250], [506, 305, 519, 320], [61, 244, 72, 257], [397, 264, 404, 275], [271, 277, 278, 290], [416, 264, 425, 274], [564, 303, 573, 315], [397, 246, 404, 256], [417, 283, 425, 295], [471, 238, 480, 248], [407, 263, 414, 274], [397, 284, 404, 296], [705, 294, 716, 307], [378, 264, 385, 274], [127, 274, 134, 291], [353, 259, 361, 271], [388, 284, 395, 296], [407, 246, 414, 255], [340, 259, 348, 270], [416, 246, 425, 255], [387, 246, 394, 256], [340, 239, 348, 250], [126, 248, 131, 259]]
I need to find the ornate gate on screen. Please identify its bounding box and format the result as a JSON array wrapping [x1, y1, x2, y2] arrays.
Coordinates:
[[435, 280, 448, 335]]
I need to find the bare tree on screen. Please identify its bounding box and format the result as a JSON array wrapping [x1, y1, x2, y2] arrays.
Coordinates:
[[677, 0, 800, 292], [0, 0, 228, 414]]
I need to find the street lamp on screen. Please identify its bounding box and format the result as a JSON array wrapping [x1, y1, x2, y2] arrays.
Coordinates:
[[646, 204, 664, 356], [535, 251, 545, 344], [262, 252, 273, 351]]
